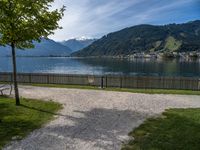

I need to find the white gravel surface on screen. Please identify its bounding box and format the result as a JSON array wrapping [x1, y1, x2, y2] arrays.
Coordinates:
[[3, 86, 200, 150]]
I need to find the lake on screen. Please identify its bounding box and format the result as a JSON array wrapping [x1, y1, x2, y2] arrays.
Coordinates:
[[0, 57, 200, 77]]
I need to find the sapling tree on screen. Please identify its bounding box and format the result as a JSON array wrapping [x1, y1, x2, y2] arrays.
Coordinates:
[[0, 0, 65, 105]]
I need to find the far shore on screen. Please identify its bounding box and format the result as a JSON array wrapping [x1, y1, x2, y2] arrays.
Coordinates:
[[1, 51, 200, 60]]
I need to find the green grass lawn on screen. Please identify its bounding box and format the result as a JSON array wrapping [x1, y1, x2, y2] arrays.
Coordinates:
[[122, 108, 200, 150], [27, 83, 200, 95], [0, 96, 62, 149]]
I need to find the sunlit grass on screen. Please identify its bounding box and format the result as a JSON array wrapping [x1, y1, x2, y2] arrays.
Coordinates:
[[122, 108, 200, 150]]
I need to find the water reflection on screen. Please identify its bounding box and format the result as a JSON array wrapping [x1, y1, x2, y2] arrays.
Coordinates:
[[0, 57, 199, 77]]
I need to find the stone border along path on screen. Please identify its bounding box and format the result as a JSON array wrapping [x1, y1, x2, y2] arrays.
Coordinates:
[[3, 86, 200, 150]]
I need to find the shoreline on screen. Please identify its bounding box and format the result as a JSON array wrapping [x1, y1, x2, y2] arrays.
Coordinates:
[[1, 55, 200, 59]]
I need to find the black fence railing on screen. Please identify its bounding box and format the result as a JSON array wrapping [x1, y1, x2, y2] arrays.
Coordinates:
[[0, 72, 199, 90]]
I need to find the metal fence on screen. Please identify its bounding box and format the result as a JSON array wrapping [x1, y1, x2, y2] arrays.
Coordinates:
[[0, 72, 199, 90]]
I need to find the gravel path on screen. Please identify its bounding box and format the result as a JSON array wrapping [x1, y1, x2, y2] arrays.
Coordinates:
[[4, 86, 200, 150]]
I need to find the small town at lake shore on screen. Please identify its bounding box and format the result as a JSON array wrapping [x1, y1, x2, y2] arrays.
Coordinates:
[[121, 51, 200, 59]]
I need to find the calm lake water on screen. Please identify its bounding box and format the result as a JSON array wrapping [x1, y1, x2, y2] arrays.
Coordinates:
[[0, 57, 200, 77]]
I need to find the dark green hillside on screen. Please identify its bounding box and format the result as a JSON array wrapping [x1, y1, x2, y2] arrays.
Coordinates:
[[72, 20, 200, 57]]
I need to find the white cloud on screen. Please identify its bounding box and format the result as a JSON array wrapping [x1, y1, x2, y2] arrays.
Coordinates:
[[49, 0, 200, 41]]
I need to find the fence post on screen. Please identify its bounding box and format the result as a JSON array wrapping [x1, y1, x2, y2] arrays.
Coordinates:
[[29, 74, 32, 83], [105, 76, 107, 88], [47, 75, 50, 84], [10, 73, 13, 83], [101, 76, 104, 89], [198, 78, 200, 90], [120, 77, 122, 88]]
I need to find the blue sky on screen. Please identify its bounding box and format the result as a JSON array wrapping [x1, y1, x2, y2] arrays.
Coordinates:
[[50, 0, 200, 41]]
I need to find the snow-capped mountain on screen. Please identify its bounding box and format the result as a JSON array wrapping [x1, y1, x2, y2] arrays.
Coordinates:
[[60, 38, 97, 52]]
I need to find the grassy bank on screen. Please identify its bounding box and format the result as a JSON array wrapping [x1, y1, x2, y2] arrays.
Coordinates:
[[26, 83, 200, 95], [122, 108, 200, 150], [0, 96, 62, 149]]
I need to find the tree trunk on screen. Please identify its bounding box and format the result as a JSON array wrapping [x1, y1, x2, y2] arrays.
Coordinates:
[[11, 42, 20, 105]]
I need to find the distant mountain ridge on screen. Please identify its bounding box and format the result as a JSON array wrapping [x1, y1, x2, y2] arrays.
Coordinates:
[[60, 38, 96, 52], [0, 38, 72, 57], [72, 20, 200, 57]]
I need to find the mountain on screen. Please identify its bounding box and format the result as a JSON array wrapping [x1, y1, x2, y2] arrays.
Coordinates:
[[0, 38, 72, 57], [61, 38, 96, 52], [72, 20, 200, 57]]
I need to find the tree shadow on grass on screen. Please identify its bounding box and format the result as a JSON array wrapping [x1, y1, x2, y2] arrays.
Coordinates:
[[0, 120, 39, 150], [0, 100, 60, 150], [0, 104, 44, 149], [20, 104, 65, 117]]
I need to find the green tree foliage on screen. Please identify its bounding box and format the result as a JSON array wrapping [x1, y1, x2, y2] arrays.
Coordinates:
[[0, 0, 65, 105]]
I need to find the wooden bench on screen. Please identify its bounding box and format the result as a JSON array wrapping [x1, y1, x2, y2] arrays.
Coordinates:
[[0, 84, 13, 96]]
